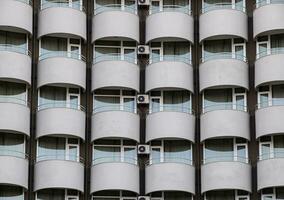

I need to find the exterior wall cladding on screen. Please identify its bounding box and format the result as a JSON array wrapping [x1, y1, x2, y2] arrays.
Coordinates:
[[2, 0, 284, 200]]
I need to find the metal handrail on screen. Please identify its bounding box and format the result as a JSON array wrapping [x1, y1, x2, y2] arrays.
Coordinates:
[[94, 4, 137, 15], [0, 44, 31, 56], [148, 105, 194, 115], [39, 51, 86, 62], [0, 149, 28, 159], [149, 5, 191, 15], [93, 105, 137, 114], [201, 52, 247, 63], [256, 99, 284, 109], [40, 0, 85, 12], [255, 0, 284, 9], [203, 155, 249, 164], [256, 47, 284, 59], [148, 54, 192, 65], [202, 103, 248, 114], [145, 157, 193, 166], [92, 156, 138, 165], [0, 96, 29, 107], [93, 53, 137, 64], [201, 2, 246, 14], [37, 102, 85, 112], [36, 153, 84, 163], [258, 151, 284, 160], [14, 0, 33, 6]]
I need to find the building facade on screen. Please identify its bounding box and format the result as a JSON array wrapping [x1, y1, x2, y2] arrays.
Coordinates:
[[0, 0, 284, 199]]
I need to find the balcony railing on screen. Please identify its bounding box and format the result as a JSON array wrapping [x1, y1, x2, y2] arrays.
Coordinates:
[[259, 151, 284, 160], [256, 99, 284, 109], [15, 0, 33, 6], [149, 105, 194, 115], [203, 155, 249, 164], [149, 5, 191, 15], [146, 156, 193, 166], [40, 0, 85, 12], [149, 54, 192, 65], [255, 0, 284, 9], [39, 51, 86, 62], [203, 103, 247, 113], [256, 47, 284, 59], [37, 102, 85, 112], [94, 4, 137, 15], [201, 52, 247, 63], [93, 53, 137, 64], [0, 148, 28, 159], [92, 155, 138, 165], [0, 96, 29, 107], [0, 44, 31, 56], [93, 105, 137, 114], [37, 153, 84, 163], [201, 2, 246, 14]]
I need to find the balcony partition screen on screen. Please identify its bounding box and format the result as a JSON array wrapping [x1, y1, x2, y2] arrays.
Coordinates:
[[204, 139, 234, 163], [39, 86, 66, 109], [164, 140, 191, 164], [0, 81, 27, 105], [0, 185, 24, 200], [0, 133, 25, 158], [163, 91, 191, 112], [205, 190, 235, 200], [38, 137, 65, 161], [40, 37, 67, 58], [203, 39, 231, 60], [0, 30, 27, 53], [37, 189, 65, 200], [204, 89, 232, 112]]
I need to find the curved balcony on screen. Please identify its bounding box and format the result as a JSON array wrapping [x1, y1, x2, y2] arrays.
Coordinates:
[[146, 107, 195, 142], [92, 5, 139, 42], [145, 56, 193, 92], [36, 103, 86, 140], [0, 45, 31, 85], [255, 49, 284, 87], [255, 103, 284, 139], [201, 160, 251, 193], [254, 2, 284, 38], [0, 150, 29, 189], [38, 52, 86, 89], [257, 153, 284, 190], [92, 106, 140, 142], [34, 158, 84, 192], [92, 54, 140, 91], [38, 4, 86, 40], [146, 6, 193, 43], [199, 53, 249, 91], [0, 0, 33, 34], [201, 106, 250, 141], [145, 160, 195, 194], [199, 4, 247, 41], [90, 158, 139, 194], [0, 99, 30, 136]]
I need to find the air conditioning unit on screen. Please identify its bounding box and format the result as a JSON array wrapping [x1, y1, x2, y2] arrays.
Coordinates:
[[138, 196, 150, 200], [137, 145, 150, 154], [138, 0, 150, 6], [137, 94, 149, 104], [137, 45, 150, 55]]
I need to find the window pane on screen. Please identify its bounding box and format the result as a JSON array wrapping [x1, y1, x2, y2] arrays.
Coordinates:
[[204, 89, 232, 112], [205, 139, 234, 163], [276, 188, 284, 200], [0, 133, 25, 158], [203, 39, 231, 60], [38, 137, 65, 161], [272, 84, 284, 106], [0, 185, 23, 199], [261, 143, 271, 160], [164, 140, 191, 164], [39, 86, 66, 109], [93, 146, 120, 164], [151, 147, 161, 164], [37, 189, 65, 200], [236, 95, 245, 111], [259, 93, 269, 108], [123, 98, 135, 112], [274, 135, 284, 158], [205, 190, 235, 200], [94, 96, 120, 112], [124, 147, 137, 164], [237, 145, 247, 162], [0, 81, 27, 105], [151, 98, 160, 113]]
